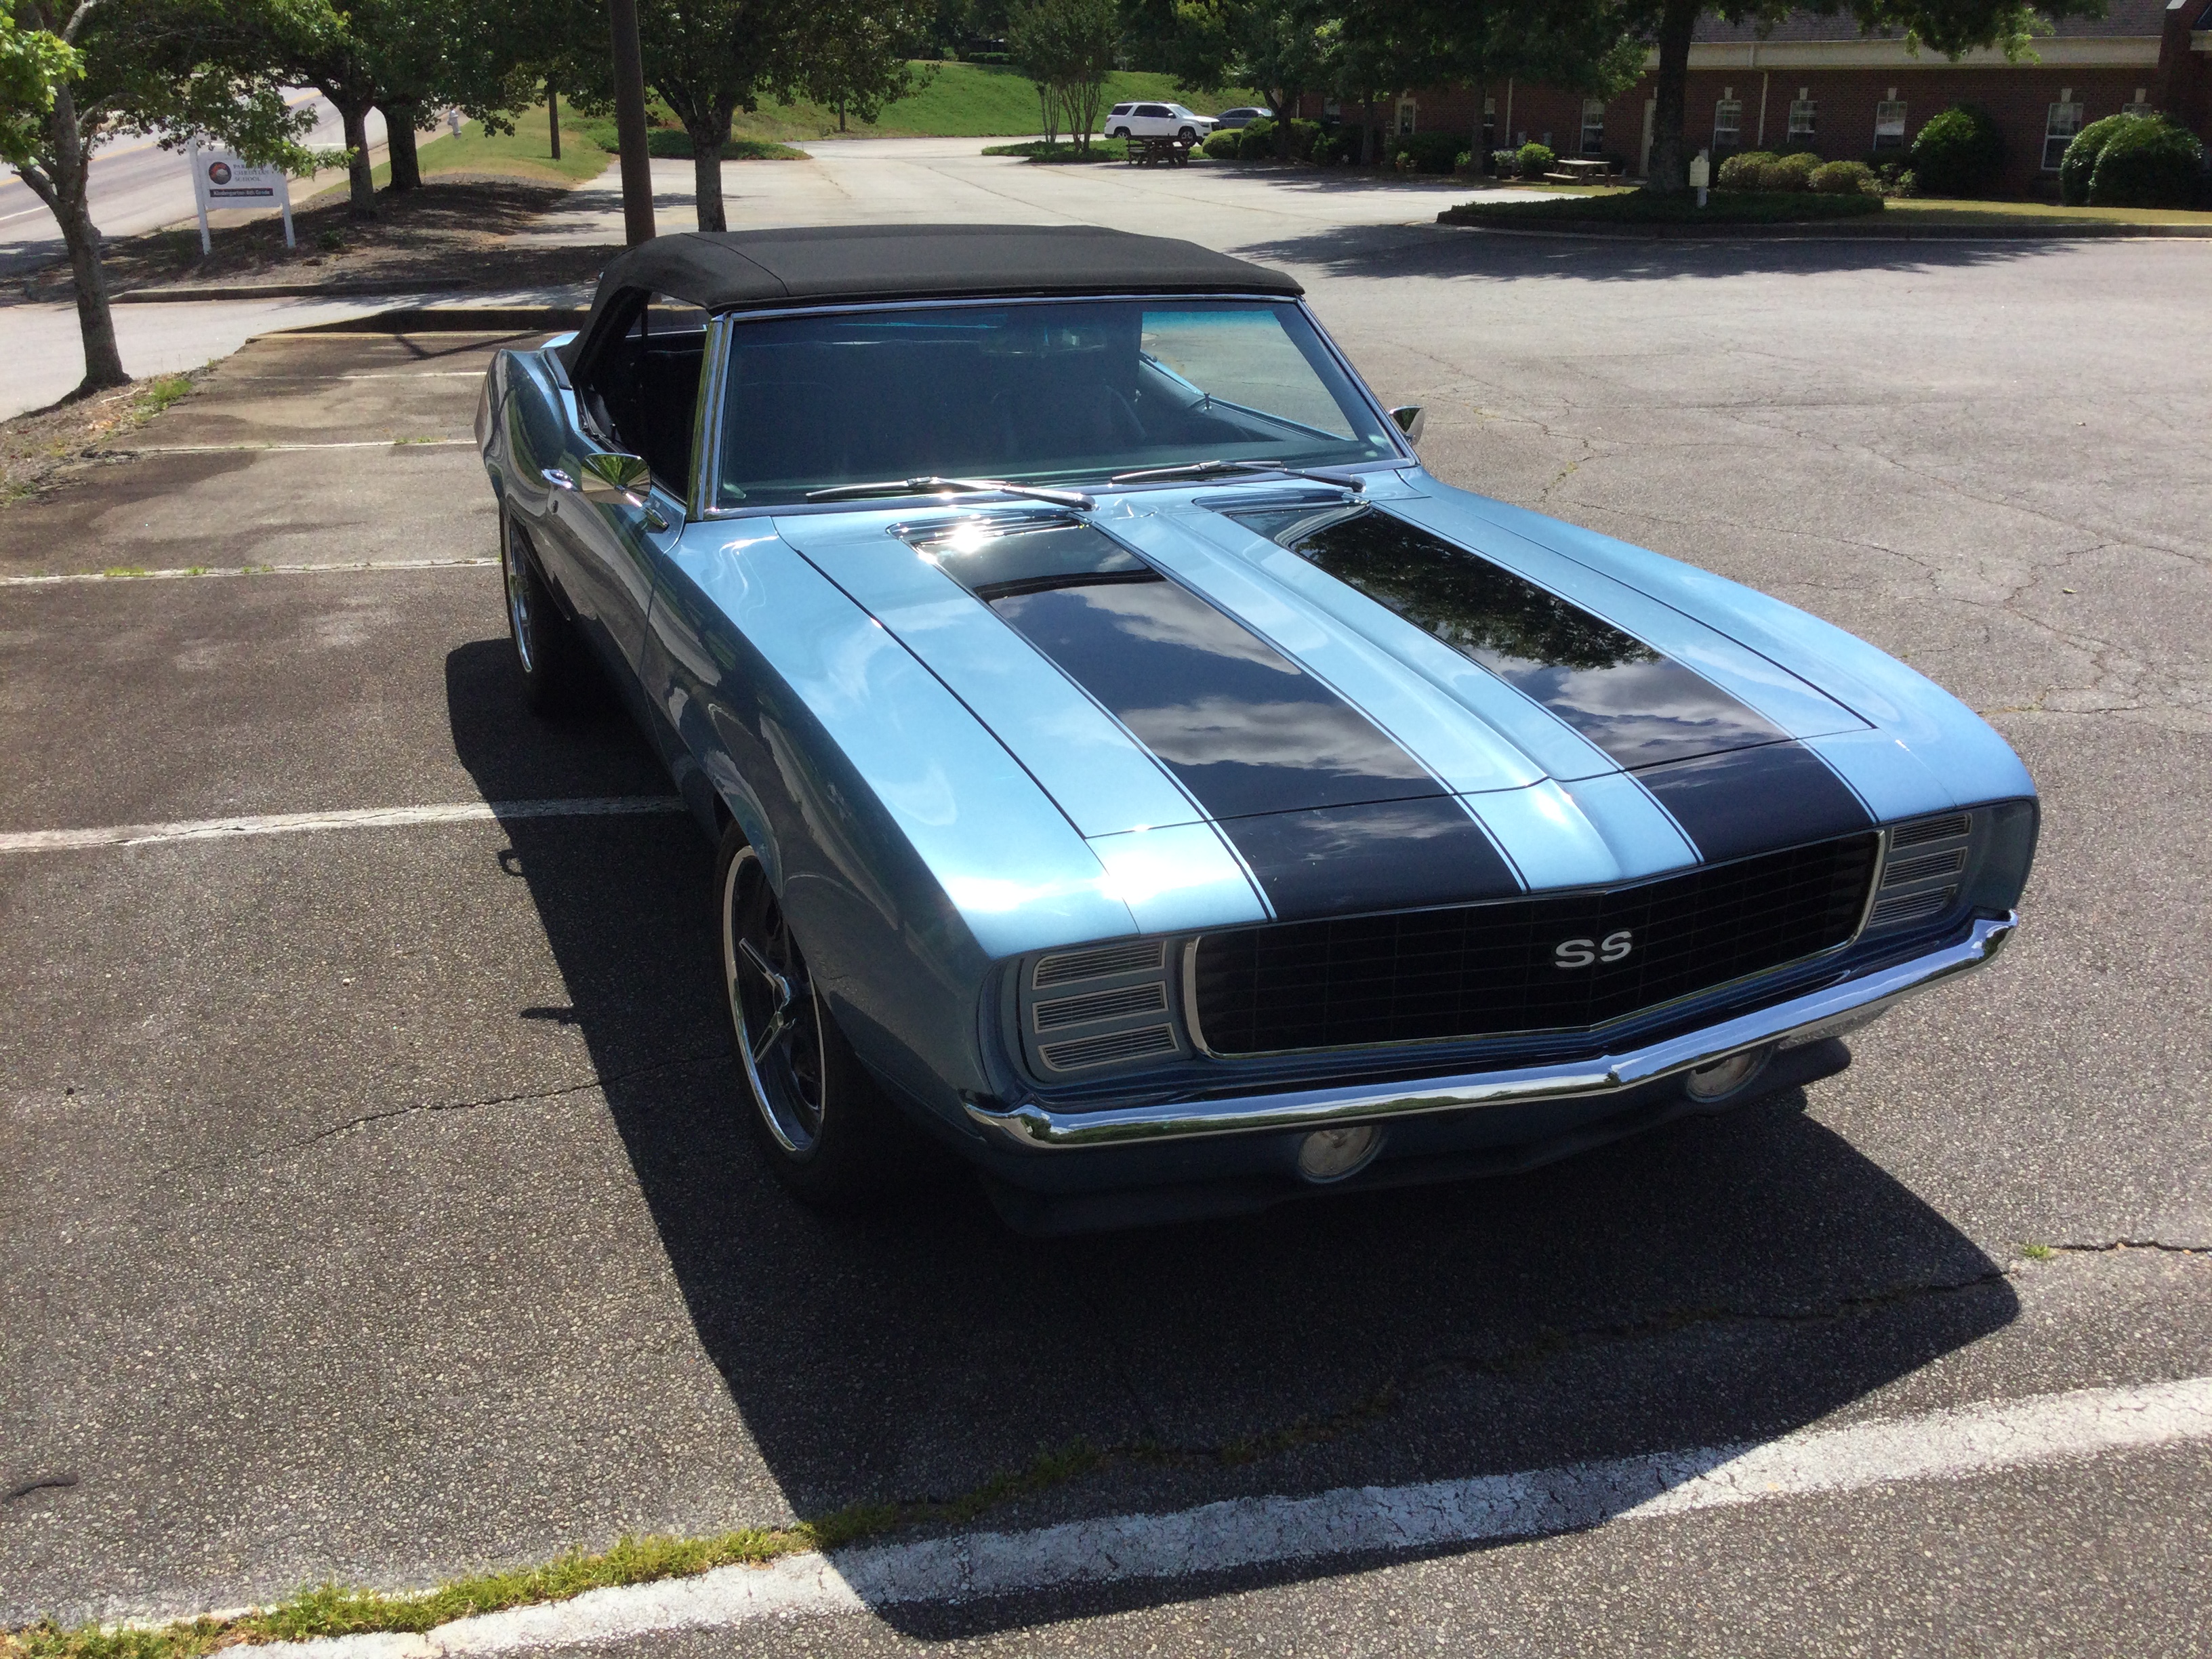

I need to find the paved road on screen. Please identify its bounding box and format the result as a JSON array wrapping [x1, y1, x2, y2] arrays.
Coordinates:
[[0, 97, 387, 281], [1, 152, 2209, 1654]]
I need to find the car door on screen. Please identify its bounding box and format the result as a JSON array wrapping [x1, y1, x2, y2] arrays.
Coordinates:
[[1134, 104, 1172, 138], [544, 291, 704, 695]]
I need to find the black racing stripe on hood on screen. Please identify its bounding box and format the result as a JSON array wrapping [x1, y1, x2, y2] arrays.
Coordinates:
[[915, 515, 1519, 920], [927, 518, 1445, 820], [1227, 502, 1872, 860], [1216, 797, 1520, 920], [1633, 744, 1873, 863], [1229, 504, 1790, 770]]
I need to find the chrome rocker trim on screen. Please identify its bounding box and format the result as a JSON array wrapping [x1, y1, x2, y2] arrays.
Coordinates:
[[966, 913, 2018, 1151]]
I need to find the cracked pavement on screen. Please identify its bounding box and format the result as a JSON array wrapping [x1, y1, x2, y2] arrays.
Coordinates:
[[2, 176, 2210, 1655]]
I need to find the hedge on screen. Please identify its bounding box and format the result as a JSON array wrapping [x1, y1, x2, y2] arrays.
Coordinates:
[[2087, 115, 2205, 208], [1910, 104, 2004, 198], [1809, 159, 1877, 195], [2058, 114, 2133, 205]]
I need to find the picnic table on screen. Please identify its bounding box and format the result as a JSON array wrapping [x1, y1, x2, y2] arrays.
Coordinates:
[[1127, 136, 1196, 168], [1544, 158, 1615, 183]]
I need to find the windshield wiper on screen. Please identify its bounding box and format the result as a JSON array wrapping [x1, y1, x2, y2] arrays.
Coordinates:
[[804, 475, 1095, 510], [1107, 459, 1366, 491]]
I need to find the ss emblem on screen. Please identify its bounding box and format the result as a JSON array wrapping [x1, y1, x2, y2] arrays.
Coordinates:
[[1554, 929, 1634, 969]]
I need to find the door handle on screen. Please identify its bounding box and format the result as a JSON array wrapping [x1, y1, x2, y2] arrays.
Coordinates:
[[541, 468, 577, 491]]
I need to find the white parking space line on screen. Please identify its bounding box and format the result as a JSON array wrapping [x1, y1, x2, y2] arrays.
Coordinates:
[[250, 1374, 2212, 1656], [2, 557, 497, 586], [0, 798, 687, 853]]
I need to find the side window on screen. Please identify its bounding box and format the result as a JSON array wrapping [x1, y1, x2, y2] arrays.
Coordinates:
[[1787, 91, 1816, 144], [1580, 98, 1605, 155], [575, 290, 711, 496], [1873, 95, 1906, 151], [1714, 97, 1742, 152], [2043, 94, 2084, 170]]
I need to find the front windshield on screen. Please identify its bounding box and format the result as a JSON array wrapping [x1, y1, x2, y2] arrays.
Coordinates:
[[714, 298, 1399, 508]]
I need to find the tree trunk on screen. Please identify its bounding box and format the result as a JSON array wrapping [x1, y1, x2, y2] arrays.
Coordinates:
[[548, 83, 561, 161], [1647, 0, 1698, 193], [339, 100, 377, 218], [384, 102, 422, 192], [1271, 93, 1294, 157], [689, 110, 731, 232], [40, 85, 127, 394]]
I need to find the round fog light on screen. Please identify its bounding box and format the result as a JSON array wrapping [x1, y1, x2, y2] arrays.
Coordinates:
[[1683, 1046, 1773, 1103], [1297, 1123, 1381, 1183]]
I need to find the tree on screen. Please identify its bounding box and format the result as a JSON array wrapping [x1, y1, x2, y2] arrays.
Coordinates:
[[2, 0, 311, 396], [638, 0, 796, 232], [1161, 0, 1332, 155], [792, 0, 928, 136], [1629, 0, 2104, 194], [1009, 0, 1115, 153]]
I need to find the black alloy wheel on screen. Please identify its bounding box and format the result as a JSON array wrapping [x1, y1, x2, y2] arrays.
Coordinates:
[[501, 508, 595, 715], [716, 825, 922, 1201]]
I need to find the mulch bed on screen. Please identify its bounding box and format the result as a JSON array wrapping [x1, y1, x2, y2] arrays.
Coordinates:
[[23, 179, 616, 301]]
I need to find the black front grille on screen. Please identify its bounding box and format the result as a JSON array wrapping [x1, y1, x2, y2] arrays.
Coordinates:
[[1192, 834, 1879, 1056]]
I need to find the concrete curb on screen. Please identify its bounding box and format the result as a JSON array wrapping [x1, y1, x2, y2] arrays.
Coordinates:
[[109, 281, 480, 303], [267, 306, 589, 334], [1434, 211, 2212, 241]]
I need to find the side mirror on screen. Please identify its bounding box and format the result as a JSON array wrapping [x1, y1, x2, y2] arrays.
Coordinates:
[[578, 450, 652, 508], [1389, 405, 1426, 444]]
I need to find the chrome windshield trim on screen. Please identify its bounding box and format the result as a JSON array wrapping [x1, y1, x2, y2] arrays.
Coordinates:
[[966, 913, 2017, 1149]]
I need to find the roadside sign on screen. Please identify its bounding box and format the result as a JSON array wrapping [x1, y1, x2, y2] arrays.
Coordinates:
[[188, 138, 294, 255]]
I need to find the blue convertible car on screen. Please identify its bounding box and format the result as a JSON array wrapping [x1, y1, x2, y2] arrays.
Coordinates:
[[476, 225, 2035, 1231]]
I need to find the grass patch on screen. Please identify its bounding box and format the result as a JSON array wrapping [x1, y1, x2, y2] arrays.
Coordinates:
[[1883, 194, 2212, 229], [1440, 188, 1884, 228], [2, 368, 205, 504], [693, 62, 1256, 142], [2022, 1242, 2057, 1260], [365, 117, 610, 189], [981, 138, 1130, 163]]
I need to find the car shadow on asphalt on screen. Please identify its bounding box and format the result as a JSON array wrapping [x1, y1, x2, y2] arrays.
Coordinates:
[[1239, 220, 2095, 282], [447, 637, 2018, 1637]]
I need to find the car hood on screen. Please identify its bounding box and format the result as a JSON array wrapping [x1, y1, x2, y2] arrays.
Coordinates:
[[769, 472, 2031, 931]]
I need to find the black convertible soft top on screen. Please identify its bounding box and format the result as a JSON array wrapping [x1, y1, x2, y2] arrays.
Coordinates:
[[567, 224, 1303, 364]]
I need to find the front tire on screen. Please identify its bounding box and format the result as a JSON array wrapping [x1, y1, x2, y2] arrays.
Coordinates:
[[501, 508, 595, 715], [717, 827, 917, 1203]]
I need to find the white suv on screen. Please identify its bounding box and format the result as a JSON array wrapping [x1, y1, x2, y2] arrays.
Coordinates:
[[1103, 102, 1215, 143]]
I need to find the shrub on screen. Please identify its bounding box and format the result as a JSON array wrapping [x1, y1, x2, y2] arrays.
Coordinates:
[[1202, 127, 1244, 160], [1757, 151, 1819, 191], [1716, 150, 1775, 190], [1285, 117, 1322, 160], [1490, 148, 1519, 177], [1809, 159, 1877, 195], [1386, 130, 1463, 174], [1910, 104, 2004, 198], [1452, 150, 1476, 175], [1891, 167, 1919, 197], [2058, 114, 2133, 204], [1309, 127, 1353, 165], [1237, 119, 1277, 159], [2087, 116, 2205, 208], [1516, 141, 1555, 179]]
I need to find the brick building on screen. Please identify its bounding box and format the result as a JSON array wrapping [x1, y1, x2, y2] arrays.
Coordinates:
[[1305, 0, 2211, 196]]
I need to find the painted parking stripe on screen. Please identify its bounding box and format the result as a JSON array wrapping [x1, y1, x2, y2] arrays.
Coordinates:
[[1, 558, 497, 587], [249, 1374, 2212, 1656], [0, 797, 687, 853]]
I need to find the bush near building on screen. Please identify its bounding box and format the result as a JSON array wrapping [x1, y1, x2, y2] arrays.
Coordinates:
[[1390, 130, 1463, 173], [1761, 151, 1820, 190], [2057, 113, 2133, 203], [2085, 115, 2205, 207], [1910, 104, 2005, 199], [1810, 159, 1879, 194], [1517, 142, 1555, 179]]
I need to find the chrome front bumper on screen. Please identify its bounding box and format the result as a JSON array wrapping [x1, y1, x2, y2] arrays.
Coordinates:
[[966, 912, 2018, 1151]]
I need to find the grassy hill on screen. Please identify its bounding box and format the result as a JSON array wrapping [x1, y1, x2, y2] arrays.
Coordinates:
[[728, 62, 1256, 142]]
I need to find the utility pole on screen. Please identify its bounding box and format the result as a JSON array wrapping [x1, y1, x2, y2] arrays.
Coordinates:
[[609, 0, 655, 245]]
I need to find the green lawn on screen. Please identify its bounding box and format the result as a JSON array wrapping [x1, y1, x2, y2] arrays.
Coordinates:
[[1883, 194, 2212, 228], [364, 115, 611, 188], [728, 62, 1255, 142]]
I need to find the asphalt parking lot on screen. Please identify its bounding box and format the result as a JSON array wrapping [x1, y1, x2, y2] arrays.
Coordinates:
[[3, 221, 2209, 1654]]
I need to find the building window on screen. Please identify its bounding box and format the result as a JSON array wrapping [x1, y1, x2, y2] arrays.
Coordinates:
[[1787, 91, 1816, 143], [1580, 98, 1605, 155], [2043, 97, 2084, 170], [1396, 98, 1416, 137], [2124, 87, 2154, 117], [1322, 98, 1340, 119], [1874, 99, 1906, 150], [1713, 98, 1742, 152]]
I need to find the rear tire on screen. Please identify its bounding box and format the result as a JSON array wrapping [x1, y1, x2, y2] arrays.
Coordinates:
[[501, 508, 595, 716], [716, 825, 920, 1204]]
